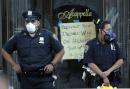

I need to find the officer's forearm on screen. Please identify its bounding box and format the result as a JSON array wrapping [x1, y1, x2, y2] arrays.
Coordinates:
[[108, 59, 124, 73], [88, 63, 106, 78], [1, 48, 17, 66], [51, 48, 65, 65]]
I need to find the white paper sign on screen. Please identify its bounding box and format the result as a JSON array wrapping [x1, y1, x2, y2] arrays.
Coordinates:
[[59, 22, 96, 60]]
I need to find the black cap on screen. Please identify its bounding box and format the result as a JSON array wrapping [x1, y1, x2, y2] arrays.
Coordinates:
[[22, 10, 41, 21]]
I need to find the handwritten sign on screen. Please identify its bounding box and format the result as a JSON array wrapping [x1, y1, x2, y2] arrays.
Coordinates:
[[59, 22, 96, 60]]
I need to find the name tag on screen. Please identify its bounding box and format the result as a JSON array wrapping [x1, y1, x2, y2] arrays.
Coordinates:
[[39, 37, 44, 44]]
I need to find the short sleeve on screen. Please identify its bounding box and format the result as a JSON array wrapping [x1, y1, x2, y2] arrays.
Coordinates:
[[2, 35, 17, 54], [83, 42, 95, 66], [114, 42, 124, 60], [50, 33, 63, 53]]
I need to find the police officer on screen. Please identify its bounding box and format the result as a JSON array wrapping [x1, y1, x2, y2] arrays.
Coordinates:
[[1, 10, 64, 89], [83, 21, 124, 87]]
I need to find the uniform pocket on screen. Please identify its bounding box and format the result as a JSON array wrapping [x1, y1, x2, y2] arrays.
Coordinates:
[[32, 42, 51, 56]]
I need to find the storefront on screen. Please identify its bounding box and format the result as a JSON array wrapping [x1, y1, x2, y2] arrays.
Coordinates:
[[0, 0, 130, 88]]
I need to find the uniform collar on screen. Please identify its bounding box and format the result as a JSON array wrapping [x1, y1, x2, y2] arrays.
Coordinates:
[[95, 38, 100, 45], [22, 28, 42, 37], [96, 38, 107, 45], [21, 29, 29, 36], [35, 28, 43, 37]]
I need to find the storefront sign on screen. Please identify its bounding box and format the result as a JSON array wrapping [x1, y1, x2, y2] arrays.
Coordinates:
[[58, 8, 92, 20]]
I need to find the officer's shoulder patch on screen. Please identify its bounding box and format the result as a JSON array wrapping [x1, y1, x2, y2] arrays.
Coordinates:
[[53, 34, 58, 40], [9, 35, 15, 41]]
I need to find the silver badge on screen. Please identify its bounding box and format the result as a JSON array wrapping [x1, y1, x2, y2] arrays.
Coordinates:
[[110, 43, 116, 50], [28, 11, 32, 16], [39, 37, 44, 44]]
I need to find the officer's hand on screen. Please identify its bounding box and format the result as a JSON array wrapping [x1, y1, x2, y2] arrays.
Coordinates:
[[103, 77, 110, 85], [101, 72, 107, 79], [103, 70, 111, 77], [44, 64, 54, 74], [12, 64, 22, 74]]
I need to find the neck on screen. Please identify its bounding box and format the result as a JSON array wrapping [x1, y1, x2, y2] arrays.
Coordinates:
[[29, 33, 35, 37], [98, 34, 105, 44]]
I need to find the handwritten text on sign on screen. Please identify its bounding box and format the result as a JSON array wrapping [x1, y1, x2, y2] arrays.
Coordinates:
[[59, 22, 96, 60]]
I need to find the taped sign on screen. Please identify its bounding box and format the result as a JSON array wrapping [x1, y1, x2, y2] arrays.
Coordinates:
[[59, 22, 96, 60]]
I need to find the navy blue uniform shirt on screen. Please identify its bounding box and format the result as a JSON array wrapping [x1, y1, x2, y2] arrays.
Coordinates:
[[83, 38, 123, 71], [3, 28, 63, 71]]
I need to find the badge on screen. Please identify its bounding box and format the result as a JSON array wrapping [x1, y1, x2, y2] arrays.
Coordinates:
[[110, 43, 115, 50], [39, 37, 44, 44]]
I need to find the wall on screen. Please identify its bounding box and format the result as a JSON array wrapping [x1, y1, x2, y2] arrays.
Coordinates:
[[53, 0, 103, 18], [0, 0, 2, 70], [1, 0, 33, 88]]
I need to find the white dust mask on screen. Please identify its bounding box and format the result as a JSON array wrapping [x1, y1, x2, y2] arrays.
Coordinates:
[[26, 22, 36, 33]]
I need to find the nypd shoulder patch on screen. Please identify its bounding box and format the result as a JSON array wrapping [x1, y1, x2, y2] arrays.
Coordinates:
[[9, 35, 15, 41]]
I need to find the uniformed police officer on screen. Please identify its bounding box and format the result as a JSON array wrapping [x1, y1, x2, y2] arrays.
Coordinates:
[[1, 10, 64, 89], [83, 21, 124, 87]]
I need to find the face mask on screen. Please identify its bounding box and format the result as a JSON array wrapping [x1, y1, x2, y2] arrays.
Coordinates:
[[26, 22, 36, 33], [103, 29, 116, 43]]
